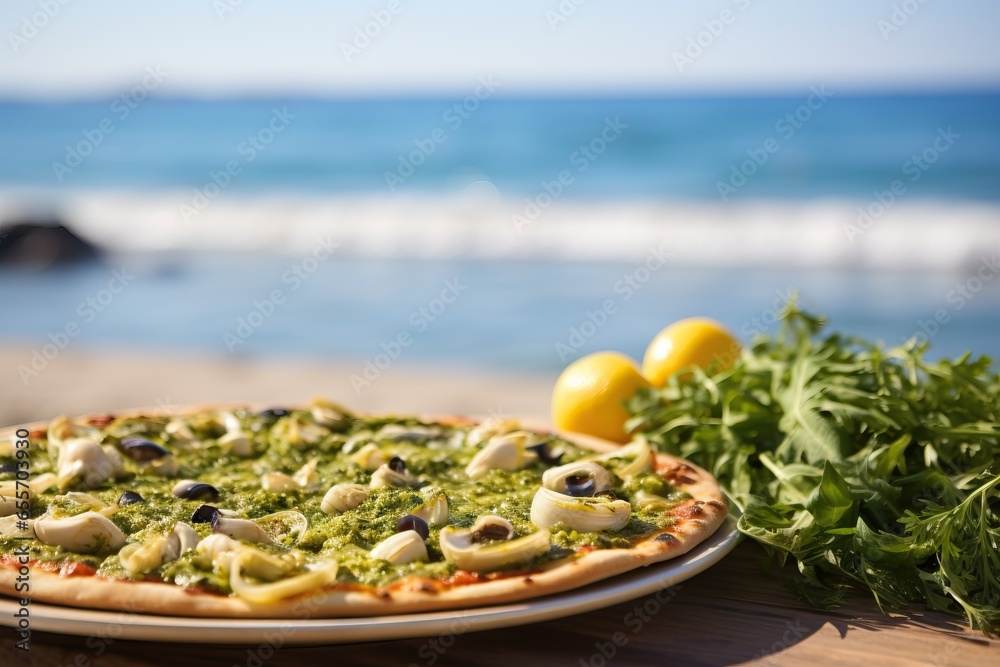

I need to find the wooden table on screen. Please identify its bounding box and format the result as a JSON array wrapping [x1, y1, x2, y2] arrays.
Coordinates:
[[5, 541, 995, 667]]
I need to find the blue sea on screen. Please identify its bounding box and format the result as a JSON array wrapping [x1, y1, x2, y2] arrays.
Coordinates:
[[1, 93, 999, 369], [2, 93, 999, 199]]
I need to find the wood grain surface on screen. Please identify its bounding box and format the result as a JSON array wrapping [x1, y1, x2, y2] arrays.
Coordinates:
[[3, 540, 995, 667]]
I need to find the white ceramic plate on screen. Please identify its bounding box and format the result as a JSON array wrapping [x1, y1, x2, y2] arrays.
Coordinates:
[[0, 516, 739, 646]]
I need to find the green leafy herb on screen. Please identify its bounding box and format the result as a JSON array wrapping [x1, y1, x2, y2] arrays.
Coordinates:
[[627, 303, 1000, 635]]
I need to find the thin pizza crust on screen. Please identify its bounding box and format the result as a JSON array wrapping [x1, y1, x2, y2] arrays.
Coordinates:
[[0, 411, 727, 618]]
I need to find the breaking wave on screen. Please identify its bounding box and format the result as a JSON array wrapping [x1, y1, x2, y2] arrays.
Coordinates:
[[1, 189, 997, 270]]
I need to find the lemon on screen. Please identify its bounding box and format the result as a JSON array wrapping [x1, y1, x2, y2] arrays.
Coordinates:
[[551, 352, 652, 443], [641, 317, 740, 387]]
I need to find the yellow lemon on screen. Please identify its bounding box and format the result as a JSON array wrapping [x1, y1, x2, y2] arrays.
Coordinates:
[[641, 317, 741, 387], [551, 352, 652, 443]]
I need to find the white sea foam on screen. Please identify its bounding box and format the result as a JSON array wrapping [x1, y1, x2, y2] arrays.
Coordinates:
[[1, 189, 997, 270]]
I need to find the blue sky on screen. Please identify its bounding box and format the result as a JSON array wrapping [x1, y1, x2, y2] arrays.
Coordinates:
[[1, 0, 998, 98]]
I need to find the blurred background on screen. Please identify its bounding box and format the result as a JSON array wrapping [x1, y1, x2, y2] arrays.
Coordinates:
[[1, 1, 999, 423]]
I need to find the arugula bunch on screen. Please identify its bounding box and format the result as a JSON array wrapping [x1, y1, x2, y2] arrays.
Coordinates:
[[627, 305, 1000, 635]]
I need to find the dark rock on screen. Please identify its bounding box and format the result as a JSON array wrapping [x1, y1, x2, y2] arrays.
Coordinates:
[[0, 219, 101, 268]]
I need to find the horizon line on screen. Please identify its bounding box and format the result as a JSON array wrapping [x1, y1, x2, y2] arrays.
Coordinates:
[[2, 84, 999, 105]]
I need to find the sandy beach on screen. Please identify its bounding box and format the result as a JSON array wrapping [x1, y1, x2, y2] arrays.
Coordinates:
[[0, 344, 554, 428]]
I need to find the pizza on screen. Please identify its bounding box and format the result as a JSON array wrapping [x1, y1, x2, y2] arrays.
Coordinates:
[[0, 401, 727, 618]]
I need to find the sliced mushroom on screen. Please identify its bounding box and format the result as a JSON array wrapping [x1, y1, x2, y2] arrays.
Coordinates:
[[321, 483, 369, 515], [370, 463, 417, 489], [262, 459, 320, 493], [593, 440, 653, 478], [0, 473, 57, 517], [229, 551, 339, 603], [219, 430, 254, 458], [530, 487, 631, 533], [632, 490, 676, 511], [61, 491, 102, 506], [254, 510, 308, 544], [465, 431, 539, 480], [311, 405, 343, 427], [34, 511, 126, 554], [54, 445, 103, 490], [46, 415, 100, 461], [369, 530, 428, 564], [0, 431, 16, 458], [412, 489, 449, 526], [278, 416, 329, 448], [33, 472, 58, 492], [0, 514, 34, 539], [164, 419, 196, 443], [59, 491, 117, 518], [542, 461, 613, 497], [0, 495, 17, 518], [439, 523, 550, 573], [350, 443, 387, 471], [310, 398, 352, 430], [138, 453, 178, 477], [261, 472, 299, 493], [213, 411, 253, 456], [195, 533, 242, 570], [466, 416, 521, 447], [56, 437, 121, 490], [167, 521, 201, 558], [119, 535, 170, 575], [211, 515, 275, 545], [221, 411, 243, 434], [195, 534, 292, 580], [292, 458, 320, 489], [101, 445, 127, 478], [237, 546, 299, 581], [119, 521, 202, 576], [212, 510, 308, 546]]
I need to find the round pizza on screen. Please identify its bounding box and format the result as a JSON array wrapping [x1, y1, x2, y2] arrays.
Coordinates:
[[0, 401, 727, 617]]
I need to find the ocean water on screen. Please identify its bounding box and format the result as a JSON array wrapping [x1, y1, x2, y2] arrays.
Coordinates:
[[0, 93, 998, 368], [1, 93, 998, 200], [2, 255, 999, 371]]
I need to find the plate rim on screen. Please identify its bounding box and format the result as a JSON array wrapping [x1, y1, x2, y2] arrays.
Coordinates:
[[0, 516, 740, 645]]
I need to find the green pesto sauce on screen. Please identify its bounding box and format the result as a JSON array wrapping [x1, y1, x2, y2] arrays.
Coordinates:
[[2, 409, 688, 591]]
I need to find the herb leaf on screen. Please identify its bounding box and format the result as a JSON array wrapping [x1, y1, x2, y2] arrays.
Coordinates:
[[807, 462, 854, 528], [628, 302, 1000, 636]]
